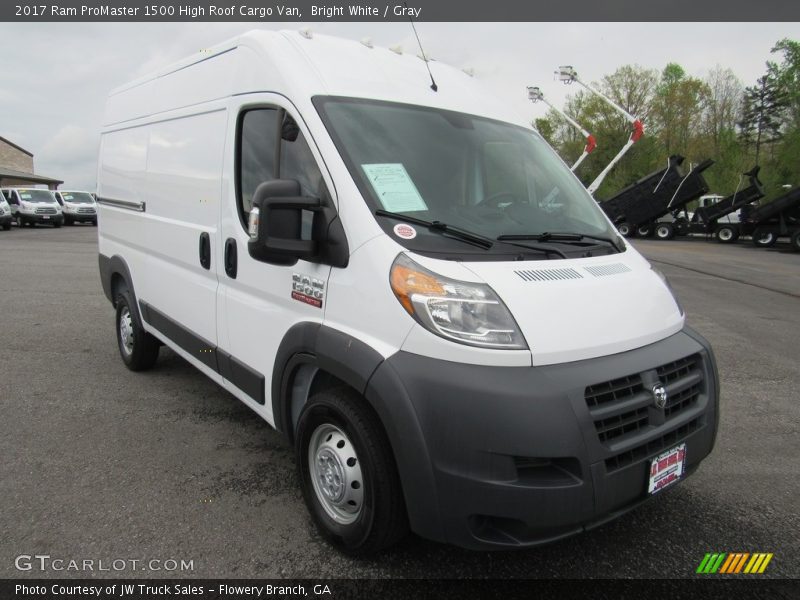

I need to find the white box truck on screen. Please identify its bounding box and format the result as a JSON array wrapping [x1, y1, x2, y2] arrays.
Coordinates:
[[97, 30, 719, 554]]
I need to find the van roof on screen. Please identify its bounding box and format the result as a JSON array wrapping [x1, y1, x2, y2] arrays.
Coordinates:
[[104, 29, 529, 128]]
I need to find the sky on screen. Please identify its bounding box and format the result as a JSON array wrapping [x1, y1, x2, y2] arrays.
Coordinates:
[[0, 22, 798, 189]]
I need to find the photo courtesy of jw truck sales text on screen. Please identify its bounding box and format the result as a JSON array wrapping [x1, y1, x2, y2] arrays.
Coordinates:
[[96, 29, 717, 553]]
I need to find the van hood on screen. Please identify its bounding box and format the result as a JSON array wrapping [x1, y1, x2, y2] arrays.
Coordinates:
[[462, 251, 684, 366]]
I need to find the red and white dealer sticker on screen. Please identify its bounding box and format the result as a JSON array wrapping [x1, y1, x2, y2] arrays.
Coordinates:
[[648, 443, 686, 494], [393, 223, 417, 240]]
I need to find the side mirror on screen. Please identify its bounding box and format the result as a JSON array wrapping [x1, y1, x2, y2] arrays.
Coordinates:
[[246, 179, 349, 268]]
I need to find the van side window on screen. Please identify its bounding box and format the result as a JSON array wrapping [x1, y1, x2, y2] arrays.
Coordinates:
[[238, 108, 279, 218], [237, 108, 329, 235], [279, 114, 325, 198]]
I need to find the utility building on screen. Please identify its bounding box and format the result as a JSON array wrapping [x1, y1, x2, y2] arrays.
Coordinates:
[[0, 136, 63, 189]]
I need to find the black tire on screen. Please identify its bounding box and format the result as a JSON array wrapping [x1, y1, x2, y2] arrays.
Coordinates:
[[65, 216, 73, 225], [617, 222, 633, 237], [115, 289, 159, 371], [752, 227, 777, 248], [714, 225, 738, 243], [2, 223, 10, 231], [296, 387, 408, 555], [636, 224, 653, 238], [53, 220, 62, 229], [655, 223, 675, 240], [791, 230, 800, 252]]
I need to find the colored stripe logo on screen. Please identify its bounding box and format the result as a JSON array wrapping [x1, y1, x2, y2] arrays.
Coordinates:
[[696, 552, 773, 574]]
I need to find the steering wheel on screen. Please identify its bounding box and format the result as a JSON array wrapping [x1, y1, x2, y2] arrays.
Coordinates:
[[478, 191, 520, 208]]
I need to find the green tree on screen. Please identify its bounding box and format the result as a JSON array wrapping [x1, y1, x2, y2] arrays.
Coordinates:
[[739, 73, 785, 166], [651, 63, 708, 156]]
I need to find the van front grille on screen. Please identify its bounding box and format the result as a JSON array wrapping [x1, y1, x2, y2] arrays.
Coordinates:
[[35, 207, 57, 215], [585, 353, 705, 463], [605, 418, 702, 472]]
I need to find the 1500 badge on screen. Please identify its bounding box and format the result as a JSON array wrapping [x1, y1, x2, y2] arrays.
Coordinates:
[[292, 273, 324, 308]]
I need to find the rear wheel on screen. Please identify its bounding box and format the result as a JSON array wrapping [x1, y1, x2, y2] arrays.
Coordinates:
[[115, 289, 159, 371], [296, 387, 408, 555], [617, 222, 633, 237], [752, 227, 777, 248], [714, 225, 738, 244], [655, 223, 675, 240], [790, 230, 800, 252], [636, 224, 653, 238]]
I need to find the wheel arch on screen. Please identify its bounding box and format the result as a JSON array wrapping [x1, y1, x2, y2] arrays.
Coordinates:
[[272, 323, 444, 542]]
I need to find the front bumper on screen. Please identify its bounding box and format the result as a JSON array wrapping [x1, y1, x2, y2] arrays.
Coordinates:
[[65, 211, 97, 221], [18, 212, 63, 225], [366, 326, 719, 549]]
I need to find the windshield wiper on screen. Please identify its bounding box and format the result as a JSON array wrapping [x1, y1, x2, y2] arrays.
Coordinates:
[[375, 210, 494, 249], [493, 238, 568, 259], [498, 232, 625, 253]]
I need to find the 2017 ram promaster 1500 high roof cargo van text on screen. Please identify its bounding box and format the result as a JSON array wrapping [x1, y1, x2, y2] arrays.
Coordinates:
[[96, 30, 719, 554]]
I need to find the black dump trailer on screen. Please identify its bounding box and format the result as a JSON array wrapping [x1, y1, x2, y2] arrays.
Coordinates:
[[675, 166, 765, 244], [598, 155, 714, 238], [739, 186, 800, 251]]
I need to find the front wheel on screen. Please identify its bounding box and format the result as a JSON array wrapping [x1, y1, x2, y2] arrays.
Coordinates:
[[790, 230, 800, 252], [2, 223, 10, 231], [296, 388, 408, 555], [53, 220, 62, 229], [752, 227, 777, 248], [115, 289, 159, 371]]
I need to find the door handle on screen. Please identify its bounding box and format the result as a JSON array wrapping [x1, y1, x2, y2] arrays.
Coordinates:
[[199, 232, 211, 270], [224, 238, 237, 279]]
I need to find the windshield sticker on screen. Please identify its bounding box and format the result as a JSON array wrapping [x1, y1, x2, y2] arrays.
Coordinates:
[[63, 195, 74, 200], [20, 194, 32, 199], [362, 163, 428, 213], [393, 223, 417, 240]]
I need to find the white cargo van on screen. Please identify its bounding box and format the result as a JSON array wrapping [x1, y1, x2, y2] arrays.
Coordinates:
[[2, 188, 63, 228], [0, 193, 12, 231], [97, 30, 719, 554], [53, 191, 98, 225]]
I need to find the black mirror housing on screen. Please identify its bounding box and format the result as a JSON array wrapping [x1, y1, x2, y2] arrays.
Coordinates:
[[247, 179, 349, 268]]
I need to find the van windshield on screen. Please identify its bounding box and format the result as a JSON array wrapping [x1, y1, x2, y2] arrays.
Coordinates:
[[61, 192, 94, 203], [315, 97, 615, 248], [18, 190, 55, 203]]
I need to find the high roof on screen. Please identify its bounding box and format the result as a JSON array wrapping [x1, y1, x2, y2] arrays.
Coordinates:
[[104, 30, 529, 129]]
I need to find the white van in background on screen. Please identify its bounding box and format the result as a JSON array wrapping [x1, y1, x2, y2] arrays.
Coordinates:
[[97, 30, 719, 554], [0, 194, 12, 231], [1, 188, 63, 228], [54, 190, 98, 225]]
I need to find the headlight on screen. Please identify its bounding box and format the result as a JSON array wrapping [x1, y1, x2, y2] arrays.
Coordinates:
[[652, 267, 684, 316], [390, 253, 527, 350]]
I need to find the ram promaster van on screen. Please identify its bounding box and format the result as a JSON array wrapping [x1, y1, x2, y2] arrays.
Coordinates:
[[53, 191, 98, 225], [97, 30, 719, 553], [2, 188, 63, 227]]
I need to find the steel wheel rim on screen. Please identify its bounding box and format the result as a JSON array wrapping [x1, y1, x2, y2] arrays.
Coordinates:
[[308, 423, 364, 525], [657, 226, 670, 238], [719, 228, 732, 241], [119, 307, 134, 356]]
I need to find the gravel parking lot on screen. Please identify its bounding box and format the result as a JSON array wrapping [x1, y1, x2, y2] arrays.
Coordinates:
[[1, 227, 797, 579]]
